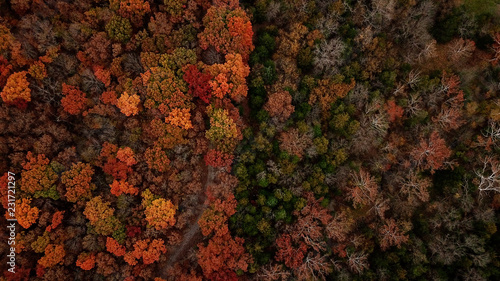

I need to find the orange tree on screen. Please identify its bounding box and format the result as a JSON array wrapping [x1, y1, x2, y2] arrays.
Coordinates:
[[198, 5, 254, 59], [21, 152, 59, 200], [61, 162, 95, 203], [144, 198, 177, 230], [1, 71, 31, 108]]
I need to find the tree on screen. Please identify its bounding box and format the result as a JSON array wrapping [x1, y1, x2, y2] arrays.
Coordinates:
[[38, 244, 65, 268], [99, 142, 133, 180], [198, 202, 232, 237], [61, 162, 95, 203], [144, 198, 177, 230], [291, 193, 332, 252], [141, 66, 191, 113], [346, 250, 369, 274], [309, 78, 355, 120], [432, 106, 464, 131], [258, 264, 291, 281], [448, 38, 475, 63], [117, 147, 137, 166], [46, 211, 64, 232], [411, 131, 452, 173], [61, 83, 87, 115], [295, 253, 332, 281], [144, 145, 171, 172], [385, 100, 404, 123], [378, 219, 409, 250], [204, 149, 234, 171], [279, 128, 312, 159], [106, 15, 132, 43], [492, 33, 500, 66], [183, 64, 212, 103], [76, 252, 96, 270], [207, 53, 250, 102], [83, 196, 121, 236], [198, 5, 254, 59], [1, 71, 31, 108], [106, 237, 126, 257], [313, 38, 345, 76], [117, 0, 151, 27], [475, 156, 500, 194], [101, 91, 118, 105], [116, 92, 140, 116], [93, 66, 111, 87], [0, 55, 12, 89], [399, 171, 431, 203], [16, 198, 39, 229], [206, 106, 241, 153], [110, 180, 138, 196], [165, 107, 193, 130], [349, 168, 378, 207], [275, 234, 307, 269], [264, 90, 295, 122], [28, 60, 47, 82], [126, 239, 167, 265], [197, 233, 251, 279], [325, 211, 354, 244], [21, 152, 58, 199]]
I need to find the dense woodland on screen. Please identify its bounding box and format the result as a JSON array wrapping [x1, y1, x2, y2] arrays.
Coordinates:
[[0, 0, 500, 280]]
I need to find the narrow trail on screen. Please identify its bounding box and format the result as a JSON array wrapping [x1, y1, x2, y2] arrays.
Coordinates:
[[160, 164, 215, 278]]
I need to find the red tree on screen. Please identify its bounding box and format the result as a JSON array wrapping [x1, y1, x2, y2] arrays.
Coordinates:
[[378, 219, 409, 250], [411, 131, 452, 173], [275, 234, 307, 269], [61, 83, 87, 115], [184, 64, 212, 103], [204, 149, 234, 171], [197, 233, 251, 279]]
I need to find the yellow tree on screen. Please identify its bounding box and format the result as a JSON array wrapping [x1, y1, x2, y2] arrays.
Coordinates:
[[83, 196, 121, 235], [144, 198, 177, 230], [205, 105, 241, 153]]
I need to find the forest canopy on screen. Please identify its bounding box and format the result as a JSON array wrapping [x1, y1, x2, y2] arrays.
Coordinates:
[[1, 0, 500, 280]]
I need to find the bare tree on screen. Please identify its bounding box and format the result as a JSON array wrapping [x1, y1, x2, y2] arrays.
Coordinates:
[[313, 38, 345, 76], [475, 156, 500, 194]]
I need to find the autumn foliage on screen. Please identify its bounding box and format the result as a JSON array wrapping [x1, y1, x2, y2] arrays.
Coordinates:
[[165, 107, 193, 130], [264, 90, 295, 122], [1, 71, 30, 108], [199, 5, 254, 59], [21, 152, 58, 198], [117, 92, 140, 116], [61, 162, 95, 202], [411, 131, 452, 174], [76, 252, 96, 270], [61, 83, 87, 115], [144, 198, 177, 230], [125, 239, 167, 265], [106, 237, 126, 257], [38, 244, 65, 268], [16, 198, 39, 229], [184, 64, 212, 103]]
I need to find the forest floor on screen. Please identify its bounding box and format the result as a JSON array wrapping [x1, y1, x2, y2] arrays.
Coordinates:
[[160, 161, 215, 278]]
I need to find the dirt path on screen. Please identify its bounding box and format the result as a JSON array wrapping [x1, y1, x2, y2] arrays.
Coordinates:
[[160, 164, 215, 277]]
